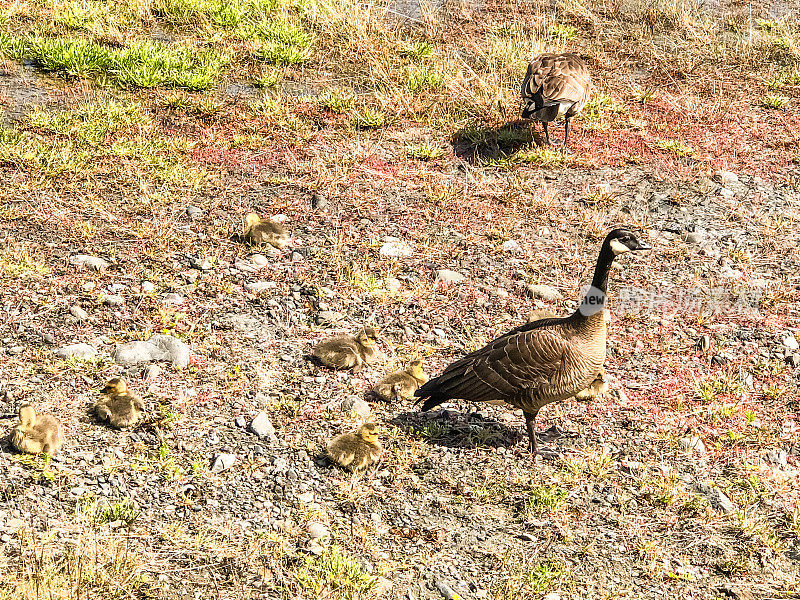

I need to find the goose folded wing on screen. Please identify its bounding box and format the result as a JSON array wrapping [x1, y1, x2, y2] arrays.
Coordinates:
[[417, 328, 568, 404]]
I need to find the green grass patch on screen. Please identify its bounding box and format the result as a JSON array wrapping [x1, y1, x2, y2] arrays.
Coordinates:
[[0, 34, 227, 90], [399, 40, 433, 58], [0, 127, 90, 177], [406, 143, 443, 160], [761, 94, 789, 108], [652, 138, 695, 158], [318, 88, 354, 113], [27, 101, 147, 145], [292, 545, 376, 598], [526, 484, 567, 514], [405, 65, 443, 91], [515, 146, 566, 167], [77, 497, 141, 527], [352, 108, 386, 129]]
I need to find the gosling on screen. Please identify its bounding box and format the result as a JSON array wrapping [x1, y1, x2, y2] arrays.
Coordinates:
[[312, 326, 380, 372], [243, 212, 290, 249], [10, 404, 64, 455], [95, 378, 144, 428], [326, 423, 383, 471], [370, 359, 429, 402]]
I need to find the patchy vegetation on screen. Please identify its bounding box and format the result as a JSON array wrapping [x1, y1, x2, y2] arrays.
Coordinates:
[[0, 0, 799, 599]]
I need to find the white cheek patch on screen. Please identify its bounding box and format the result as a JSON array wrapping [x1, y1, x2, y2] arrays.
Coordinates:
[[609, 239, 631, 255]]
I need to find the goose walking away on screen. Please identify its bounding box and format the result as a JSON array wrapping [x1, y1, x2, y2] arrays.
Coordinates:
[[415, 228, 651, 455], [521, 53, 592, 148]]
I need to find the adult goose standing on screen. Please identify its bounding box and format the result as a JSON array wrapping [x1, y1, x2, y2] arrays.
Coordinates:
[[521, 53, 592, 148], [414, 228, 651, 455]]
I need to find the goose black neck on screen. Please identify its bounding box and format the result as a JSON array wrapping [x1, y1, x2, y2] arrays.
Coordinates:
[[576, 243, 616, 317]]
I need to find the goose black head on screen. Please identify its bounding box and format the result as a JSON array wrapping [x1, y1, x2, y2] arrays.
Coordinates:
[[604, 228, 652, 256]]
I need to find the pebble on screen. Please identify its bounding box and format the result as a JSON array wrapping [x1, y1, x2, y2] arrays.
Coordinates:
[[679, 436, 706, 454], [316, 310, 343, 325], [244, 281, 276, 293], [693, 482, 735, 513], [188, 255, 212, 270], [719, 266, 742, 280], [435, 269, 466, 284], [70, 305, 89, 320], [161, 293, 184, 305], [698, 335, 710, 352], [783, 335, 799, 351], [103, 294, 124, 307], [251, 254, 269, 267], [186, 205, 204, 219], [713, 170, 739, 185], [211, 453, 236, 473], [718, 188, 735, 199], [54, 343, 97, 360], [141, 281, 156, 294], [291, 252, 303, 262], [250, 412, 278, 443], [525, 284, 561, 301], [787, 354, 800, 368], [70, 255, 110, 271], [311, 192, 328, 211], [763, 449, 788, 467], [379, 240, 414, 258], [341, 397, 371, 418], [502, 240, 522, 253], [142, 364, 161, 380], [307, 521, 330, 539], [544, 594, 561, 600], [385, 277, 402, 293]]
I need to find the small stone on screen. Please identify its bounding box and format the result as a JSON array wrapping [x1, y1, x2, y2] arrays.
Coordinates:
[[291, 252, 303, 262], [787, 353, 800, 368], [711, 354, 729, 366], [186, 205, 203, 219], [374, 576, 393, 597], [341, 397, 371, 418], [54, 343, 97, 360], [783, 335, 799, 351], [150, 334, 191, 368], [693, 482, 735, 513], [502, 240, 522, 253], [250, 254, 269, 267], [434, 579, 460, 600], [188, 255, 212, 271], [719, 266, 742, 280], [713, 170, 739, 186], [70, 305, 89, 320], [141, 281, 156, 294], [211, 453, 236, 473], [244, 281, 276, 293], [763, 449, 788, 467], [385, 277, 401, 293], [250, 412, 278, 442], [311, 193, 328, 211], [719, 187, 735, 199], [7, 346, 23, 355], [235, 416, 246, 428], [525, 284, 562, 301], [142, 364, 161, 380], [70, 255, 110, 271], [543, 594, 561, 600], [161, 293, 184, 305], [315, 310, 343, 325], [307, 521, 330, 540], [435, 269, 466, 284], [379, 240, 414, 258], [679, 436, 706, 454], [103, 294, 124, 307]]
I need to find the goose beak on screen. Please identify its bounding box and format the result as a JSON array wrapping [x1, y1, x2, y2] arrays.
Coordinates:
[[634, 241, 652, 251]]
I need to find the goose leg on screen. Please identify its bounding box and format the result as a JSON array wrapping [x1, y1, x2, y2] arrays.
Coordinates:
[[523, 407, 540, 455], [542, 121, 550, 146]]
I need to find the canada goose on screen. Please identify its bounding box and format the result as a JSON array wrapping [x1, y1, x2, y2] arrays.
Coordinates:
[[312, 326, 380, 372], [527, 311, 607, 402], [243, 212, 290, 249], [95, 378, 144, 428], [521, 53, 592, 148], [370, 359, 429, 402], [326, 423, 383, 471], [10, 404, 64, 455], [415, 228, 651, 455]]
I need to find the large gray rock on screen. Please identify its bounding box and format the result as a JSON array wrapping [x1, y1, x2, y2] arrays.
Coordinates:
[[112, 334, 190, 368], [693, 482, 735, 513], [307, 521, 330, 539], [54, 343, 97, 360], [435, 269, 466, 284], [70, 255, 109, 271], [525, 284, 562, 301], [250, 412, 278, 443], [379, 240, 414, 258], [341, 397, 371, 418], [211, 453, 236, 473]]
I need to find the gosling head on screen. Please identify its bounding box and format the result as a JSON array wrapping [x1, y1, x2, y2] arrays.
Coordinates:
[[358, 423, 380, 444], [101, 378, 127, 395], [407, 359, 427, 380], [604, 228, 652, 256], [18, 404, 36, 428], [245, 212, 261, 229], [357, 327, 379, 347]]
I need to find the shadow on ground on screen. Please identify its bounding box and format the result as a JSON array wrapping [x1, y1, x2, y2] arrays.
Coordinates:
[[451, 120, 541, 163]]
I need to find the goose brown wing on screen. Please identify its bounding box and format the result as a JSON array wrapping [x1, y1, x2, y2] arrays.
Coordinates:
[[416, 327, 569, 409], [522, 54, 589, 105]]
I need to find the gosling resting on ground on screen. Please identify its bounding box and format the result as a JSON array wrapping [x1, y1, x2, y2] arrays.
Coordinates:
[[326, 423, 383, 471], [521, 53, 592, 148], [10, 404, 64, 455], [312, 327, 380, 372], [95, 378, 144, 428], [415, 228, 650, 455], [243, 212, 290, 249], [371, 359, 429, 402]]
